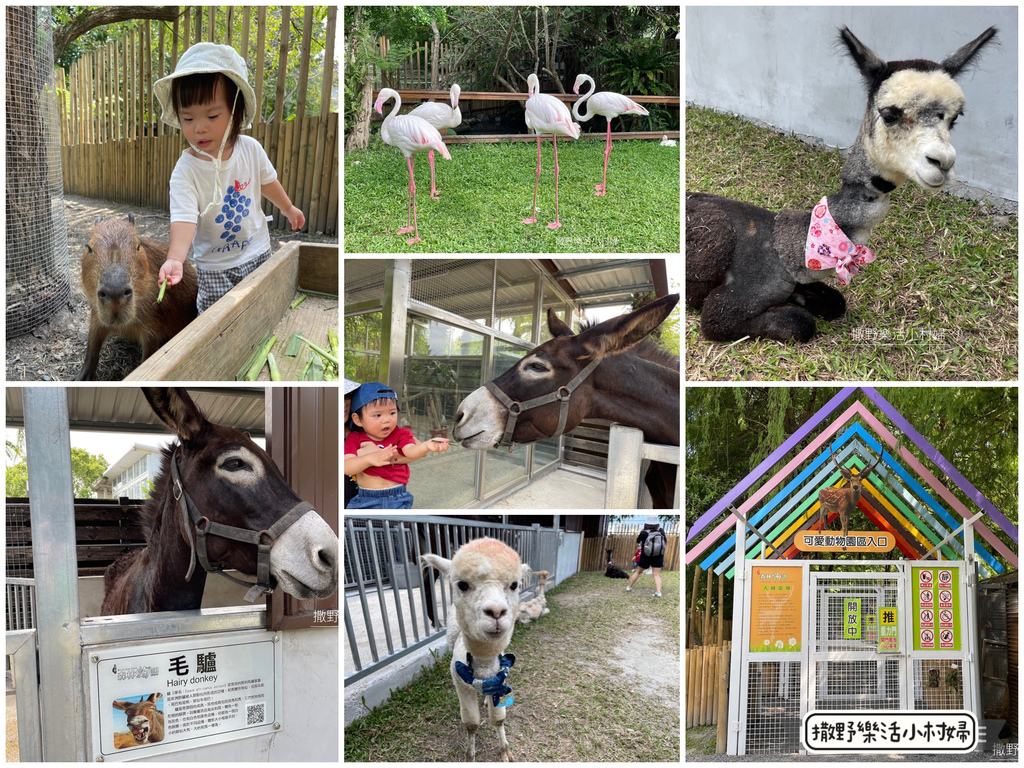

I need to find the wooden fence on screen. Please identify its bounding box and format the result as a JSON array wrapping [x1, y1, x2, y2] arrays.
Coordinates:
[[579, 530, 680, 571], [55, 6, 338, 235], [375, 35, 680, 95], [686, 642, 731, 729], [6, 499, 145, 578]]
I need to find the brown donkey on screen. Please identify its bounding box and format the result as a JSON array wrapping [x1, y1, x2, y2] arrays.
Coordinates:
[[453, 295, 679, 507], [101, 387, 338, 614]]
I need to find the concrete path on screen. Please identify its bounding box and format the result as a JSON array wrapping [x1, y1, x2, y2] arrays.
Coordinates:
[[489, 468, 606, 508]]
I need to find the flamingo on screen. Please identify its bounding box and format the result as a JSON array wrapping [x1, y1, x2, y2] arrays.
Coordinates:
[[408, 84, 462, 200], [374, 88, 451, 245], [522, 73, 581, 229], [572, 74, 649, 196]]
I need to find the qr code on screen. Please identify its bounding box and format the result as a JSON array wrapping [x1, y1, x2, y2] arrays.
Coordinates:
[[246, 703, 266, 726]]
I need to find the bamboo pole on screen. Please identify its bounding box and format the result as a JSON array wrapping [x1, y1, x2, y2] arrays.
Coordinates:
[[703, 566, 713, 645], [689, 565, 701, 647], [716, 644, 730, 753], [718, 572, 726, 645]]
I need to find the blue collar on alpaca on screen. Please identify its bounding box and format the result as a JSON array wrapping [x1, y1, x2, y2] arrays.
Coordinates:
[[454, 652, 516, 707]]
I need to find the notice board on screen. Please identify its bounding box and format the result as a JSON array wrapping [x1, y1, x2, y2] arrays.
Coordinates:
[[749, 564, 803, 652], [85, 629, 282, 762], [912, 566, 961, 651]]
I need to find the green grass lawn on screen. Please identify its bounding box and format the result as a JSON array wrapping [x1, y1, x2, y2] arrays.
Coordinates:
[[345, 138, 680, 253], [686, 105, 1018, 382]]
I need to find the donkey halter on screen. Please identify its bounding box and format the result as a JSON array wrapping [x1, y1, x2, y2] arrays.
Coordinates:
[[484, 357, 602, 449], [170, 448, 312, 603]]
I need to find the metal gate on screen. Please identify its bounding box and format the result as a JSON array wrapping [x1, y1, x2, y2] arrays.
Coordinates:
[[734, 560, 977, 755], [809, 572, 904, 712]]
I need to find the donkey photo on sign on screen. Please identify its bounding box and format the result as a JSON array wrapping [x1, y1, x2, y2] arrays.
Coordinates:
[[684, 8, 1015, 382]]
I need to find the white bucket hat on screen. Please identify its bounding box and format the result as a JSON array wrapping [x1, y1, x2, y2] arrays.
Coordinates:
[[153, 42, 258, 130]]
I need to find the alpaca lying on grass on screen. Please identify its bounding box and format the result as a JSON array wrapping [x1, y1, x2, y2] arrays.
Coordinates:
[[517, 569, 550, 624], [686, 26, 997, 343], [421, 538, 531, 762]]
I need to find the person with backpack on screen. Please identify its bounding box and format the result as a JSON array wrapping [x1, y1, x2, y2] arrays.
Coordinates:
[[626, 516, 666, 597]]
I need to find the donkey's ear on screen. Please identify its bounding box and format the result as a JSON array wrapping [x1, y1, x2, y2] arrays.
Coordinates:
[[547, 307, 575, 338], [837, 26, 889, 85], [576, 294, 679, 358], [942, 27, 998, 78], [142, 387, 206, 442]]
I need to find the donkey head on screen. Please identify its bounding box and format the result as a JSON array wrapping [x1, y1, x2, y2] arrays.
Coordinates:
[[453, 295, 679, 449], [143, 387, 338, 600], [113, 693, 163, 744], [839, 26, 997, 190]]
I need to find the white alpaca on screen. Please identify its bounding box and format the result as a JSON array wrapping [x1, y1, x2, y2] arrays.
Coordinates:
[[421, 538, 531, 762], [517, 569, 551, 624]]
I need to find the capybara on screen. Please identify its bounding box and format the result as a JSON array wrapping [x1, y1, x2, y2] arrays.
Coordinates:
[[76, 214, 197, 380]]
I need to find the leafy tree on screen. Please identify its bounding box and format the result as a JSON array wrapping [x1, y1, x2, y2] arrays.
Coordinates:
[[6, 435, 108, 499]]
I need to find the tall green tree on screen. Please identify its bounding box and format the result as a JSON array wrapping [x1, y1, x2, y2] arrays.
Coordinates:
[[6, 438, 109, 499]]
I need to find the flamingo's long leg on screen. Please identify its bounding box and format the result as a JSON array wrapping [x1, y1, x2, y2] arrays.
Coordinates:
[[428, 149, 439, 200], [402, 156, 420, 244], [595, 119, 611, 196], [547, 135, 562, 229], [522, 133, 542, 224]]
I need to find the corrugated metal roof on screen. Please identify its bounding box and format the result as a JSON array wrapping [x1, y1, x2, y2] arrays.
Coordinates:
[[5, 387, 267, 435], [548, 259, 664, 308]]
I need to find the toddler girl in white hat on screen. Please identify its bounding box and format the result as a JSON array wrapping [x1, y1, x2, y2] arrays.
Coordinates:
[[154, 42, 305, 313]]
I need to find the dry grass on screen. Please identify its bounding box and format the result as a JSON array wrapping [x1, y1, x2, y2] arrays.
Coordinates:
[[344, 570, 681, 762], [685, 105, 1018, 382]]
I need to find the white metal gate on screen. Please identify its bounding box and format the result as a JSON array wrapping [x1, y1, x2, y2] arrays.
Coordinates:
[[809, 572, 905, 712], [734, 560, 977, 755]]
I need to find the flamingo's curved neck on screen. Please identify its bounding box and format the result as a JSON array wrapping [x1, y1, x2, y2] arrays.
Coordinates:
[[572, 76, 595, 121], [380, 92, 401, 145]]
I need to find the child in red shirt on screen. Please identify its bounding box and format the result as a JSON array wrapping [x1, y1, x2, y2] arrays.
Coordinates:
[[344, 383, 449, 508]]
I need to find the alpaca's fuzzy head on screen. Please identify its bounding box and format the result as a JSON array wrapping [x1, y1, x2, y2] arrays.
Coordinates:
[[839, 26, 997, 191], [421, 538, 531, 652]]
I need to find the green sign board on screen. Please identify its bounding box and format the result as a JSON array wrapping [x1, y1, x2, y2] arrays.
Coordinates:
[[912, 566, 960, 651], [844, 598, 861, 640], [878, 605, 899, 652]]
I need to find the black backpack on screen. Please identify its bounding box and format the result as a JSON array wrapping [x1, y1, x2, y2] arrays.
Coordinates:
[[643, 529, 666, 558]]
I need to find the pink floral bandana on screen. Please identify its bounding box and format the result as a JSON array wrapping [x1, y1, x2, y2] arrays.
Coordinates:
[[805, 197, 876, 286]]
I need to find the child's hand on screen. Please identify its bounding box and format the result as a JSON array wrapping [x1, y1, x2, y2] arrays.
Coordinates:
[[363, 444, 399, 466], [424, 437, 450, 453], [284, 206, 306, 231], [158, 259, 185, 287]]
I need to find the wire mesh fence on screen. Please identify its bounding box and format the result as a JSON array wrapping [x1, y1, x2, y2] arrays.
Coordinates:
[[6, 6, 72, 339]]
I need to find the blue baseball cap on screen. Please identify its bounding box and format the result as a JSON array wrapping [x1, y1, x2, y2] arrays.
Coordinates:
[[350, 383, 398, 415]]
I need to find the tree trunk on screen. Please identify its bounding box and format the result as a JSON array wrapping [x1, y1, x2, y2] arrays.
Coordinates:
[[53, 6, 180, 63], [344, 5, 372, 151], [429, 20, 440, 90]]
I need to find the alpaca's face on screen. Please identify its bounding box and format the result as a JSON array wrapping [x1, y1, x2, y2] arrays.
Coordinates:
[[865, 69, 966, 190], [449, 540, 526, 646], [423, 538, 529, 649]]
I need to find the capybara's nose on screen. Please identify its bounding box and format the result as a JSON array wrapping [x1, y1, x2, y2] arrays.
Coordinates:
[[98, 266, 132, 303]]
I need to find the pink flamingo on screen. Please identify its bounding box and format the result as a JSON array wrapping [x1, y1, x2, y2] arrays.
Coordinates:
[[374, 88, 451, 245], [572, 74, 649, 196], [408, 84, 462, 200], [522, 73, 581, 229]]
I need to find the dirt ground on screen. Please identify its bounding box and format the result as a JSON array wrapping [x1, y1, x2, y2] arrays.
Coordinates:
[[5, 194, 338, 381]]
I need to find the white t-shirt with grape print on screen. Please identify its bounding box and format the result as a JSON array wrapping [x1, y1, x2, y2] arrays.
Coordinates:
[[169, 135, 277, 270]]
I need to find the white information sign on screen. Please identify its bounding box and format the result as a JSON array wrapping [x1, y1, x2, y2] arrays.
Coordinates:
[[86, 630, 282, 762]]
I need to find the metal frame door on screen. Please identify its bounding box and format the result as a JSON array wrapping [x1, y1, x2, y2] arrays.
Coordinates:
[[807, 570, 909, 714]]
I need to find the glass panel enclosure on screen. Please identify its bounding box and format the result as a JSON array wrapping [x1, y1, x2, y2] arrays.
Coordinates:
[[403, 316, 485, 508]]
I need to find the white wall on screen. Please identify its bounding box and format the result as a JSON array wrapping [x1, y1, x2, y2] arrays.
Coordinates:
[[686, 6, 1018, 201]]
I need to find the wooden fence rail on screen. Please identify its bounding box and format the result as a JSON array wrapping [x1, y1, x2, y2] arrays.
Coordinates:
[[54, 6, 338, 235], [579, 532, 680, 571]]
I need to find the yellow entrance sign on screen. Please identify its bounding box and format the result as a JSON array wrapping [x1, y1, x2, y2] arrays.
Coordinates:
[[794, 531, 896, 552]]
